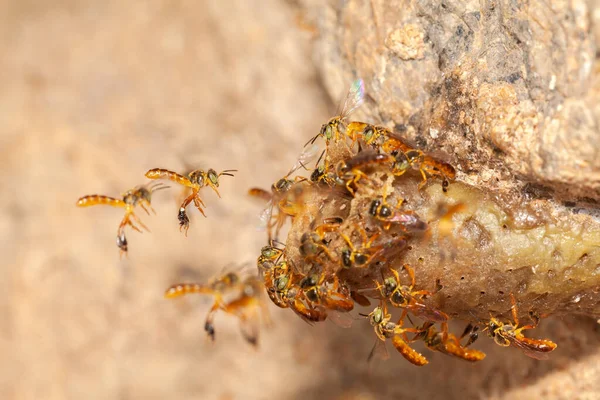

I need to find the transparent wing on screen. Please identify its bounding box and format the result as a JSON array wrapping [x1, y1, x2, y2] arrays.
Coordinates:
[[339, 78, 365, 120], [288, 143, 321, 173], [237, 306, 261, 347], [509, 337, 551, 360], [257, 200, 275, 231], [367, 338, 390, 362], [327, 311, 354, 329]]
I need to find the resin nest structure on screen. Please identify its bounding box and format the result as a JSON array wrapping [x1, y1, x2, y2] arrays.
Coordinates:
[[255, 105, 600, 365]]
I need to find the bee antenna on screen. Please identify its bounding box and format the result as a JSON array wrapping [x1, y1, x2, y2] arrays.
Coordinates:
[[271, 239, 286, 248], [358, 313, 370, 317], [314, 149, 326, 169], [297, 160, 309, 171], [305, 134, 319, 147], [148, 182, 170, 192]]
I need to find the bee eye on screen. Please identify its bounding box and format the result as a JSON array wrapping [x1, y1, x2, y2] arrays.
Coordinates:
[[363, 127, 374, 141], [276, 276, 288, 291], [373, 308, 383, 323], [325, 125, 333, 139], [380, 206, 392, 218], [369, 200, 381, 216], [355, 254, 368, 265], [341, 249, 351, 267]]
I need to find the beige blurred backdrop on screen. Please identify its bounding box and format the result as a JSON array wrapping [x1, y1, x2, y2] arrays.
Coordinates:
[[1, 1, 599, 400]]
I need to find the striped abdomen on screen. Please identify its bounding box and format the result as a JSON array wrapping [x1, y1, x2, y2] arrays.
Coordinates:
[[76, 195, 125, 208], [442, 337, 486, 362], [422, 156, 456, 180], [392, 335, 429, 366], [145, 168, 192, 187], [248, 187, 272, 202], [164, 283, 212, 299]]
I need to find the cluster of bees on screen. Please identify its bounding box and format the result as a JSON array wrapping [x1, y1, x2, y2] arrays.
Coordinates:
[[76, 79, 557, 363]]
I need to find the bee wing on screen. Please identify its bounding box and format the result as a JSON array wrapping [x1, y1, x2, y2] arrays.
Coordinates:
[[508, 337, 551, 360], [236, 304, 261, 347], [388, 212, 428, 232], [351, 291, 372, 307], [256, 200, 274, 231], [367, 338, 390, 363], [406, 303, 449, 323], [288, 143, 321, 173], [327, 311, 354, 329], [339, 79, 365, 120]]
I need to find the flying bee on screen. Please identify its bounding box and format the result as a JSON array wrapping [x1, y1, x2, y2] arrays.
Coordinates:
[[415, 322, 486, 362], [145, 167, 236, 235], [368, 194, 428, 232], [340, 225, 383, 269], [364, 303, 428, 366], [76, 182, 169, 256], [249, 177, 308, 242], [332, 150, 394, 196], [306, 79, 365, 148], [483, 294, 557, 359], [298, 218, 343, 261], [390, 149, 456, 192], [165, 271, 269, 347], [249, 146, 318, 241], [377, 264, 448, 323]]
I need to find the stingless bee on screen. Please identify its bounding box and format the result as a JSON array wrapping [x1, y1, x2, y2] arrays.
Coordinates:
[[165, 270, 269, 347], [76, 182, 169, 255], [364, 303, 428, 366], [306, 79, 365, 148], [377, 265, 449, 323], [415, 322, 486, 362], [484, 294, 557, 359], [145, 167, 236, 235]]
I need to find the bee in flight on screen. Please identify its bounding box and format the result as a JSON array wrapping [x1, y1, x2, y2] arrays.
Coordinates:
[[248, 145, 319, 241], [145, 167, 236, 235], [165, 269, 269, 347], [76, 182, 169, 256]]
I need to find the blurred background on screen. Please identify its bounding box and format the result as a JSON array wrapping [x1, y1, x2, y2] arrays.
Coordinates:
[[1, 1, 599, 399]]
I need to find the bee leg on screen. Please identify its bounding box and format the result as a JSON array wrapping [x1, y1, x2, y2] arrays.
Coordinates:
[[139, 202, 151, 215], [178, 209, 190, 236], [120, 214, 142, 234], [116, 228, 128, 257], [130, 212, 150, 233], [208, 184, 222, 198], [417, 169, 429, 191], [403, 264, 416, 288], [141, 200, 157, 215], [192, 196, 207, 218], [204, 302, 220, 341], [510, 293, 520, 326]]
